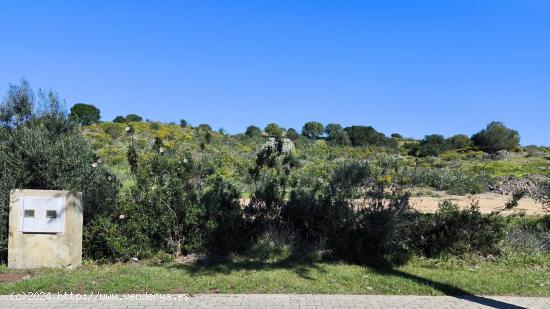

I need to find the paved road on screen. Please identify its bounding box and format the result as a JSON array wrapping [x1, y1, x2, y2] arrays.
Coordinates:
[[1, 294, 549, 308]]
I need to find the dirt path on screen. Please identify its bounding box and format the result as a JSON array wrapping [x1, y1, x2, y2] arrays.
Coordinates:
[[411, 192, 547, 215], [241, 192, 548, 215]]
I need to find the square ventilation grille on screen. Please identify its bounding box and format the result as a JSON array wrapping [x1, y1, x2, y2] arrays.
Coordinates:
[[19, 197, 65, 233]]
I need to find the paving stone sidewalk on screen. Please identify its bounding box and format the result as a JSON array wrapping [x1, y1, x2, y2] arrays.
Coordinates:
[[1, 294, 549, 308]]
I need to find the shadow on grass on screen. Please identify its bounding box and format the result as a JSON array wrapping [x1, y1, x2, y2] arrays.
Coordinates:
[[370, 267, 526, 309], [170, 256, 525, 309], [170, 257, 326, 281]]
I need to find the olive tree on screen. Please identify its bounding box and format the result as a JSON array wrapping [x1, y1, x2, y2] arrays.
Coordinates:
[[471, 121, 520, 153], [0, 80, 118, 262], [325, 123, 350, 146], [302, 121, 324, 139], [265, 123, 284, 138]]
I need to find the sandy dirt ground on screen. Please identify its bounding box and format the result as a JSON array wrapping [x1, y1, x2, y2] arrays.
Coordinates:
[[241, 193, 548, 216], [410, 192, 547, 215]]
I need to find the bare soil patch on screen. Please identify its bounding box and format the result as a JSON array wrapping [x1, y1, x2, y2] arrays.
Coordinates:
[[411, 192, 546, 215], [0, 273, 30, 282]]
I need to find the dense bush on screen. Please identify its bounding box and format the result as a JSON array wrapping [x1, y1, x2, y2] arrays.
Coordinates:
[[447, 134, 472, 149], [245, 125, 262, 138], [285, 128, 299, 140], [283, 157, 417, 266], [284, 171, 353, 245], [113, 115, 126, 123], [125, 114, 143, 122], [113, 114, 143, 123], [245, 137, 298, 230], [413, 134, 473, 157], [2, 80, 546, 267], [325, 123, 351, 146], [410, 201, 506, 257], [412, 167, 490, 195], [0, 80, 118, 262], [201, 176, 246, 254], [416, 134, 448, 157], [344, 125, 393, 147], [197, 123, 212, 131], [503, 216, 550, 254], [344, 158, 415, 266], [85, 134, 248, 260]]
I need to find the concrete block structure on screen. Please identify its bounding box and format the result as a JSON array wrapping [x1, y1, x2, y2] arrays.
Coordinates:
[[8, 189, 83, 269]]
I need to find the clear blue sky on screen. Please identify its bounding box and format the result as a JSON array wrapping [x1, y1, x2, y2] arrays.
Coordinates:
[[1, 1, 548, 145]]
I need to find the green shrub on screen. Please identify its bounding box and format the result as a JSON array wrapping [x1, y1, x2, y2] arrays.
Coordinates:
[[245, 138, 298, 229], [197, 123, 212, 131], [83, 216, 137, 261], [125, 114, 143, 122], [117, 151, 206, 256], [284, 172, 354, 245], [247, 226, 295, 263], [149, 122, 161, 130], [345, 158, 415, 266], [412, 167, 489, 195], [0, 81, 118, 261], [323, 123, 352, 146], [411, 201, 506, 257], [245, 125, 261, 138], [344, 125, 392, 147], [447, 134, 472, 150], [113, 116, 125, 123], [104, 123, 122, 139], [416, 134, 448, 157], [503, 216, 550, 254], [285, 128, 299, 140], [202, 176, 245, 254]]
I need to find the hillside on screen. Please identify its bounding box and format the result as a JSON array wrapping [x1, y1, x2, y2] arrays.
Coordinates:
[[82, 121, 550, 203]]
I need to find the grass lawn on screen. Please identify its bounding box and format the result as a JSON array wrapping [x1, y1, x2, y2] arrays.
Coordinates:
[[1, 255, 549, 296]]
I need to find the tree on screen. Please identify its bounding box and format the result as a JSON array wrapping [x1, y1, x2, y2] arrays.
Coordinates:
[[417, 134, 448, 157], [265, 123, 284, 138], [125, 114, 143, 122], [113, 116, 126, 123], [391, 133, 403, 139], [324, 123, 342, 137], [302, 121, 324, 139], [69, 103, 100, 125], [447, 134, 472, 150], [471, 121, 520, 153], [344, 125, 388, 146], [0, 79, 34, 127], [0, 81, 118, 261], [179, 119, 188, 128], [197, 123, 212, 131], [285, 128, 299, 140], [325, 123, 350, 146], [245, 125, 262, 138]]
